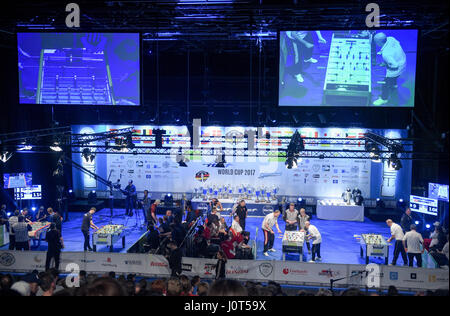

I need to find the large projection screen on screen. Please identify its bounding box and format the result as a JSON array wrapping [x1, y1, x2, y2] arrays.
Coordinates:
[[279, 30, 418, 107], [17, 32, 141, 106]]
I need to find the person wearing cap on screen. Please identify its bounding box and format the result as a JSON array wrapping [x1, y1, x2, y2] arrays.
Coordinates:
[[402, 224, 424, 268], [11, 281, 31, 296], [386, 219, 408, 266], [283, 203, 299, 231]]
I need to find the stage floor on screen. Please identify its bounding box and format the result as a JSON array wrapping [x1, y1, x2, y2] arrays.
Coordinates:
[[1, 208, 398, 265]]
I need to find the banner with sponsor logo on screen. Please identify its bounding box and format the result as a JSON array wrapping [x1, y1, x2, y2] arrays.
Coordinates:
[[274, 260, 349, 286], [72, 125, 411, 201], [0, 251, 448, 291]]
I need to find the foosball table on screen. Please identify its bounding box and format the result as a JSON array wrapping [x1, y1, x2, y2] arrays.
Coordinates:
[[92, 225, 126, 252], [323, 32, 372, 106], [282, 231, 305, 261], [360, 233, 389, 265], [28, 221, 51, 248]]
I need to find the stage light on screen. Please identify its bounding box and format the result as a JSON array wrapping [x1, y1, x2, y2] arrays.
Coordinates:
[[6, 212, 11, 217], [176, 147, 188, 167], [415, 221, 419, 225], [425, 224, 431, 229], [215, 151, 226, 168], [376, 198, 385, 208], [82, 148, 95, 163], [69, 189, 73, 193], [126, 133, 135, 149], [365, 141, 382, 163], [88, 190, 97, 204], [397, 198, 406, 210], [31, 207, 36, 212], [388, 153, 402, 170], [164, 193, 174, 207], [0, 151, 13, 163]]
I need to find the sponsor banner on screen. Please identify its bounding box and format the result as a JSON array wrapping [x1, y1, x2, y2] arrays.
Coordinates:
[[273, 261, 349, 286], [381, 265, 449, 290], [1, 251, 447, 291]]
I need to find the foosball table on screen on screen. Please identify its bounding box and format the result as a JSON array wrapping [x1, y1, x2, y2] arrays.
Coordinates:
[[92, 225, 126, 252], [360, 234, 389, 265], [323, 32, 372, 105], [28, 221, 51, 248], [282, 231, 305, 261]]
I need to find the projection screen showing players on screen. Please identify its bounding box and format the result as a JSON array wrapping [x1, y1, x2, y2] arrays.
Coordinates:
[[279, 30, 418, 107], [17, 32, 140, 106]]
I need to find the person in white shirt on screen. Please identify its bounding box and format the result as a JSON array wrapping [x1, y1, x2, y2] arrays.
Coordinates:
[[373, 32, 407, 106], [386, 219, 408, 266], [262, 210, 282, 257], [402, 224, 424, 268], [305, 221, 322, 262], [231, 215, 243, 235]]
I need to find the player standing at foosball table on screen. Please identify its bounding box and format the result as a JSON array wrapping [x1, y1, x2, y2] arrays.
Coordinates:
[[283, 203, 299, 231], [298, 208, 311, 254]]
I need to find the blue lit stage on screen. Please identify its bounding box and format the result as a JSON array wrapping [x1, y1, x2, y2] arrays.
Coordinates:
[[0, 208, 400, 266]]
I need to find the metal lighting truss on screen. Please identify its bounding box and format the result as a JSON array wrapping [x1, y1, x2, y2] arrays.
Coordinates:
[[0, 127, 447, 161]]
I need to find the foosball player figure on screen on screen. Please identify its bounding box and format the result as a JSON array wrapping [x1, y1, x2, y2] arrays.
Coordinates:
[[305, 221, 322, 262], [262, 209, 282, 257], [386, 219, 408, 266], [283, 203, 299, 231], [81, 207, 99, 252]]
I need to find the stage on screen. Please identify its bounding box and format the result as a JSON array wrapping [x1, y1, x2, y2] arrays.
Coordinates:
[[0, 208, 399, 266]]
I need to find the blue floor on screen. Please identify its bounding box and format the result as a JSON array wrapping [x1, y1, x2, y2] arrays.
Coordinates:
[[2, 209, 398, 265]]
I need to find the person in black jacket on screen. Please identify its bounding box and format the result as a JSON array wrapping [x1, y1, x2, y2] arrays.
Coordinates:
[[400, 208, 413, 233], [215, 251, 227, 280], [167, 241, 182, 277], [45, 223, 64, 271], [146, 224, 160, 252]]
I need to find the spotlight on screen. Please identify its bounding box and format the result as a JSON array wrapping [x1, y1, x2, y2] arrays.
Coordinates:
[[215, 152, 226, 168], [88, 190, 97, 204], [425, 224, 431, 229], [6, 212, 11, 217], [50, 139, 63, 152], [176, 147, 188, 167], [0, 151, 13, 163], [365, 141, 381, 163], [397, 198, 406, 210], [388, 153, 402, 170], [126, 133, 135, 149], [415, 221, 419, 225], [82, 148, 96, 163], [69, 189, 73, 193], [376, 198, 385, 208], [31, 207, 36, 212], [164, 193, 174, 207]]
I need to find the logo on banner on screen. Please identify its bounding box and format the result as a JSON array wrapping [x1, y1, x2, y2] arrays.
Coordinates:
[[203, 263, 216, 275], [282, 268, 308, 276], [195, 171, 210, 182], [389, 272, 398, 281], [182, 263, 192, 272], [0, 253, 15, 267], [318, 269, 340, 278], [262, 206, 274, 215], [259, 263, 273, 277], [124, 260, 142, 266], [410, 273, 417, 280], [150, 261, 168, 267]]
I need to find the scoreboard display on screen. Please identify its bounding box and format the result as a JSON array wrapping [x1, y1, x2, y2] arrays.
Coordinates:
[[14, 185, 42, 200], [410, 195, 438, 216]]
